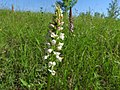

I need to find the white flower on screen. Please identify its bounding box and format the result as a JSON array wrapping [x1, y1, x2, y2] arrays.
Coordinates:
[[58, 42, 64, 47], [46, 43, 50, 46], [57, 43, 64, 50], [52, 61, 56, 66], [57, 46, 62, 51], [47, 49, 53, 54], [59, 33, 64, 40], [48, 61, 53, 67], [48, 69, 56, 76], [46, 42, 51, 48], [61, 22, 64, 26], [58, 27, 63, 30], [51, 39, 56, 45], [56, 55, 63, 62], [44, 55, 49, 60], [53, 51, 60, 56], [48, 61, 56, 67], [50, 32, 58, 38], [50, 24, 55, 28], [45, 5, 64, 76]]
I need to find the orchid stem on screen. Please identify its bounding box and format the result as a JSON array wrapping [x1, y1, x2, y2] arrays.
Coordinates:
[[47, 73, 51, 90]]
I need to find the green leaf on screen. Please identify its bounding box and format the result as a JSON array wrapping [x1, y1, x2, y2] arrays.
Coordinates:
[[20, 78, 29, 87], [74, 85, 78, 90]]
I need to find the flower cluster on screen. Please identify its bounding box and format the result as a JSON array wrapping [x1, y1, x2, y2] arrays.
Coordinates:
[[44, 4, 64, 76]]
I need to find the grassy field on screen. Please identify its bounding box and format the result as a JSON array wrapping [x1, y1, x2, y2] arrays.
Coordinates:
[[0, 9, 120, 90]]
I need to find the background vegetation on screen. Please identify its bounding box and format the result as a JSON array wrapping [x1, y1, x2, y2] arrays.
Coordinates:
[[0, 9, 120, 89], [0, 0, 120, 89]]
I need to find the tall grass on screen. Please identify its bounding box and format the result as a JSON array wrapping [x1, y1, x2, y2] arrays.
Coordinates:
[[0, 10, 120, 90]]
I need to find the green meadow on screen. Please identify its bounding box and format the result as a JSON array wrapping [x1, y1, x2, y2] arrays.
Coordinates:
[[0, 10, 120, 89]]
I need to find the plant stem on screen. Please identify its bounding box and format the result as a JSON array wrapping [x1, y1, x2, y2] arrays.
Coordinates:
[[47, 73, 51, 90]]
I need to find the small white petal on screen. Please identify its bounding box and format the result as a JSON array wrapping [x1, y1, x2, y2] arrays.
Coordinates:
[[51, 70, 56, 75], [56, 55, 59, 59], [57, 46, 62, 51], [58, 42, 64, 47], [44, 55, 49, 60], [50, 32, 58, 38], [48, 61, 53, 67], [47, 49, 53, 54], [51, 39, 56, 45], [58, 27, 63, 30], [53, 51, 60, 56], [48, 61, 56, 67], [52, 61, 56, 66], [50, 24, 55, 28], [46, 43, 50, 46], [48, 69, 56, 76], [61, 22, 64, 25], [60, 14, 63, 18], [59, 33, 64, 40], [56, 55, 63, 62]]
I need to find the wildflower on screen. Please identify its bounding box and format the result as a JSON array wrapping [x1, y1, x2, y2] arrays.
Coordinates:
[[59, 33, 64, 40], [57, 19, 61, 24], [56, 55, 63, 62], [48, 61, 56, 67], [61, 22, 64, 26], [51, 39, 56, 45], [46, 42, 51, 48], [44, 4, 64, 76], [48, 62, 53, 67], [47, 49, 53, 54], [50, 32, 58, 38], [48, 69, 56, 76], [58, 27, 63, 31], [60, 14, 63, 18], [46, 42, 50, 46], [57, 46, 62, 51], [52, 62, 56, 66], [53, 51, 60, 56], [57, 42, 64, 51], [44, 55, 49, 60], [58, 42, 64, 47], [50, 24, 55, 28]]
